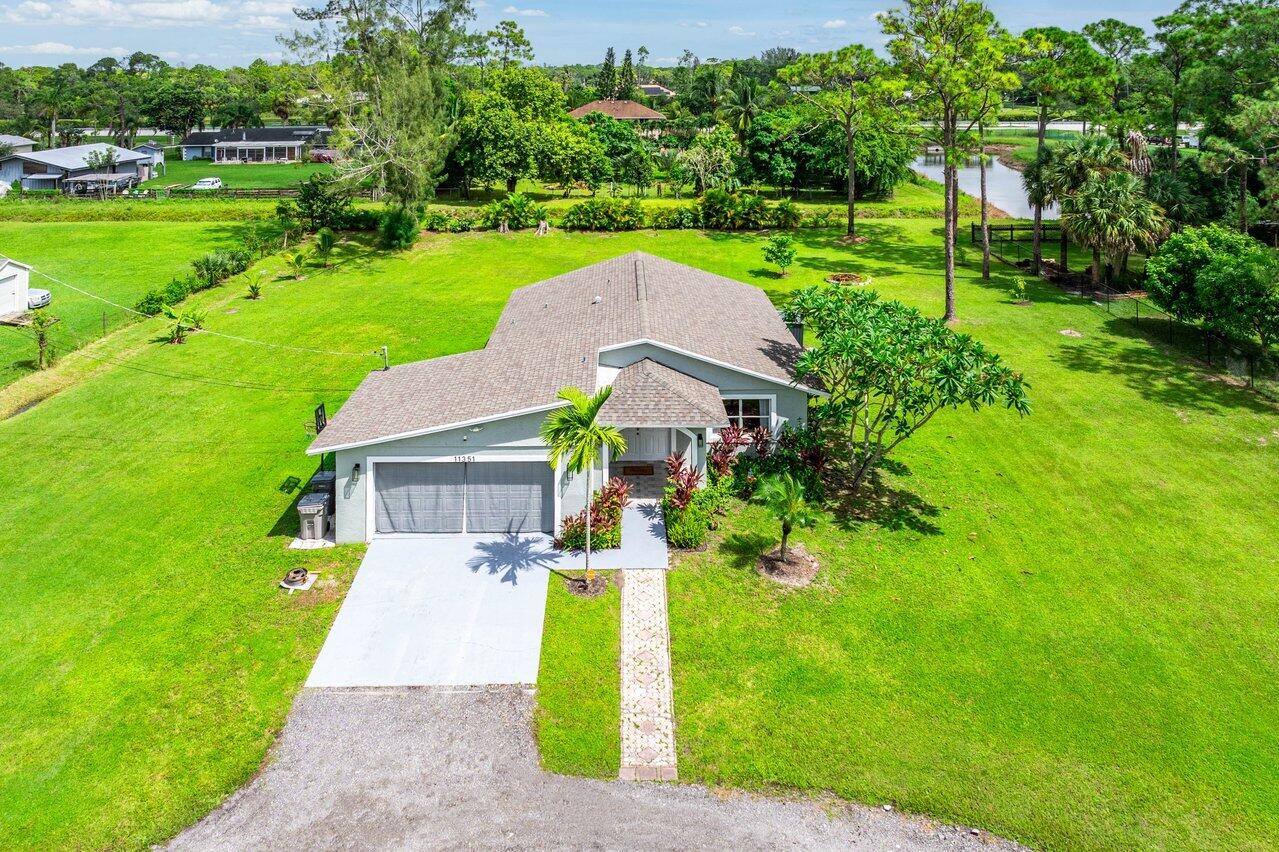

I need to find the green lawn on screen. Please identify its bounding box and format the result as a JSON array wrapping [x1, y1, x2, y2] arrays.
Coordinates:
[[140, 158, 334, 190], [986, 127, 1082, 167], [535, 573, 622, 778], [0, 221, 245, 387], [2, 222, 1275, 849], [537, 225, 1279, 850]]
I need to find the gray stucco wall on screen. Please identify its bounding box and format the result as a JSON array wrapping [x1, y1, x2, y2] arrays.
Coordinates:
[[599, 343, 811, 428]]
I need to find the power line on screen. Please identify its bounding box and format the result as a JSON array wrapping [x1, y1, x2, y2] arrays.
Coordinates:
[[28, 266, 386, 360]]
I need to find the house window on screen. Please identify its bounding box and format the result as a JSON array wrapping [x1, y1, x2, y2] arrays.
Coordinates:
[[723, 397, 771, 430]]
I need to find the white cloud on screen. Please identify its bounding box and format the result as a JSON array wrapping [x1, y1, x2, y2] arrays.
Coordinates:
[[501, 4, 547, 16], [0, 40, 128, 55], [727, 25, 755, 36], [822, 18, 847, 29]]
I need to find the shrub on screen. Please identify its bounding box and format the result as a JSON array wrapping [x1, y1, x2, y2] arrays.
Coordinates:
[[479, 192, 546, 231], [555, 477, 632, 551], [707, 424, 749, 479], [732, 423, 826, 501], [733, 193, 770, 230], [560, 197, 644, 231], [422, 209, 476, 232], [773, 198, 802, 229], [339, 207, 381, 231], [134, 289, 167, 316], [664, 498, 710, 549], [379, 206, 421, 249], [647, 205, 700, 229], [698, 188, 736, 230], [1010, 279, 1029, 302]]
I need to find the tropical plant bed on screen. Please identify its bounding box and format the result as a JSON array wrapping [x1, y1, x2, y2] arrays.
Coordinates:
[[756, 544, 819, 587], [825, 272, 867, 285]]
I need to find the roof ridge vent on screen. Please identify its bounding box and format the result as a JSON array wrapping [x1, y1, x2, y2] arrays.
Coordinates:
[[635, 257, 650, 335]]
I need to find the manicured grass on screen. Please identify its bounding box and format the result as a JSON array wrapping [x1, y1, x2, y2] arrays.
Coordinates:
[[537, 225, 1279, 850], [0, 221, 245, 387], [535, 573, 621, 778], [986, 127, 1082, 167], [3, 223, 1275, 849], [140, 159, 334, 190]]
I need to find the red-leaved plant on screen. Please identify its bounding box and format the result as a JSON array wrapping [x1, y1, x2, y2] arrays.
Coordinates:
[[555, 477, 633, 551], [750, 425, 774, 458], [665, 463, 704, 510], [708, 424, 749, 478]]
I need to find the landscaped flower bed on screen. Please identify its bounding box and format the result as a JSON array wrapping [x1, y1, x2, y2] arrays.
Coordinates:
[[554, 477, 631, 551]]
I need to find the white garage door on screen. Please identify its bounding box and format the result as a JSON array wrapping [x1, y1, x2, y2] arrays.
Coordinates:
[[374, 461, 552, 535]]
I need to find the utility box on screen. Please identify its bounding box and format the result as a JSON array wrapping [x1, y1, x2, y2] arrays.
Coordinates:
[[307, 471, 337, 495], [298, 492, 331, 541]]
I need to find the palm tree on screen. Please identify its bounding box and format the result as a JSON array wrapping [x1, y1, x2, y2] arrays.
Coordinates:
[[539, 387, 628, 582], [752, 473, 818, 562], [1060, 171, 1168, 288], [720, 79, 761, 150], [1024, 136, 1128, 271]]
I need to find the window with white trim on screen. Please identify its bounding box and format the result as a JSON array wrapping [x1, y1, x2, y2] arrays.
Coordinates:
[[723, 397, 771, 429]]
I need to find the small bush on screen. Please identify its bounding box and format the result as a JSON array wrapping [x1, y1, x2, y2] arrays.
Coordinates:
[[773, 199, 802, 229], [555, 477, 632, 551], [698, 188, 736, 230], [648, 205, 700, 230], [1010, 279, 1030, 302], [135, 289, 167, 316], [339, 207, 381, 231], [379, 206, 421, 249], [422, 209, 476, 232], [479, 192, 546, 231], [559, 197, 644, 231], [664, 496, 710, 549]]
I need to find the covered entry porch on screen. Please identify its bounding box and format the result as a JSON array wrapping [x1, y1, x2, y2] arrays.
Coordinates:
[[607, 426, 707, 499]]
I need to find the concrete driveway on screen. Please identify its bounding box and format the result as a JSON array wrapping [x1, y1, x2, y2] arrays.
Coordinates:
[[306, 536, 555, 688]]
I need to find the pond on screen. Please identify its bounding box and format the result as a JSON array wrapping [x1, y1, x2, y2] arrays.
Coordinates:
[[912, 153, 1056, 221]]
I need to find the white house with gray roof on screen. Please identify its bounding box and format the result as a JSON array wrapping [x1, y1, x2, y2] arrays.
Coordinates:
[[309, 252, 822, 543], [0, 143, 150, 191]]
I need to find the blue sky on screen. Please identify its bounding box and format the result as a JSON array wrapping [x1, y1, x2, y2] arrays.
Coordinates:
[[0, 0, 1174, 68]]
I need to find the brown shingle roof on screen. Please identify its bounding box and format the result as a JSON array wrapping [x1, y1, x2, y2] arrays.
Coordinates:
[[310, 252, 809, 453], [568, 99, 666, 120], [598, 359, 729, 427]]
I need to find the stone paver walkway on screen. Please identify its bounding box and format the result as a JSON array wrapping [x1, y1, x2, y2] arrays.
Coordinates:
[[619, 567, 678, 781]]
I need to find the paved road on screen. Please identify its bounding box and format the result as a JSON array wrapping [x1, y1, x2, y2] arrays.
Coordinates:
[[172, 688, 1025, 851]]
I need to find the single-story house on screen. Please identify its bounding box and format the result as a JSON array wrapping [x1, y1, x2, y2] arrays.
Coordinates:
[[0, 143, 149, 191], [638, 83, 676, 99], [0, 134, 37, 154], [568, 99, 666, 121], [133, 140, 166, 175], [179, 126, 330, 163], [0, 257, 31, 320], [308, 252, 821, 543]]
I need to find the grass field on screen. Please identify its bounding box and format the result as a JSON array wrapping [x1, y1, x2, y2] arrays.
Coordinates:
[[1, 222, 1275, 849], [0, 222, 244, 387], [140, 159, 334, 190], [533, 225, 1279, 850]]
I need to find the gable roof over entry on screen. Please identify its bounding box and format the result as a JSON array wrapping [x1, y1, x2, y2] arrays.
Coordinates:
[[309, 252, 813, 454], [598, 359, 729, 427]]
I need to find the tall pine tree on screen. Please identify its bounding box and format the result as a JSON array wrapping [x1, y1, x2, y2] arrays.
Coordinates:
[[598, 47, 617, 99], [618, 49, 636, 99]]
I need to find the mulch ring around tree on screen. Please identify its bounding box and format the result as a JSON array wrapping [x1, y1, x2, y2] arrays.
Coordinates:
[[564, 572, 610, 598], [836, 235, 869, 246], [757, 544, 820, 588], [825, 272, 867, 285]]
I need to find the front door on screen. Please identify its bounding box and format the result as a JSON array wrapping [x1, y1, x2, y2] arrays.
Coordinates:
[[617, 428, 671, 461]]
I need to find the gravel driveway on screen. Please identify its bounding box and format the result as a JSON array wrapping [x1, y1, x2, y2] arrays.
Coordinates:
[[172, 687, 1023, 851]]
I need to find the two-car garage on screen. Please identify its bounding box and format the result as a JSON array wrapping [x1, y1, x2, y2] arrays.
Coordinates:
[[372, 461, 554, 535]]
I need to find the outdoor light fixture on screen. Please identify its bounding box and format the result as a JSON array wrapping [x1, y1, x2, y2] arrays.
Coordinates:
[[351, 463, 361, 484], [469, 425, 484, 433], [697, 433, 704, 447]]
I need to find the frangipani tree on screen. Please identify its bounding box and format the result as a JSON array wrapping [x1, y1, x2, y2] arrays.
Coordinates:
[[785, 285, 1029, 495], [540, 387, 628, 581]]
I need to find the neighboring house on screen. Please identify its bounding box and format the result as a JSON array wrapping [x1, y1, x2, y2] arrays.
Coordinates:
[[133, 140, 166, 176], [0, 134, 37, 154], [568, 99, 666, 121], [638, 83, 675, 99], [309, 253, 822, 543], [0, 257, 31, 321], [0, 143, 149, 191], [179, 126, 330, 163]]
